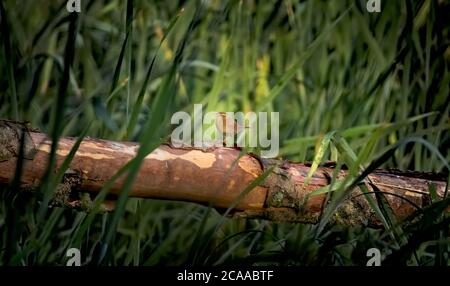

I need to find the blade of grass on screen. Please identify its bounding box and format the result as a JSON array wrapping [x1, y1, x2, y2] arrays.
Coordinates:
[[37, 12, 79, 222], [125, 0, 133, 128], [0, 1, 19, 120], [192, 167, 274, 265], [303, 131, 335, 187], [257, 6, 352, 111], [126, 10, 182, 137]]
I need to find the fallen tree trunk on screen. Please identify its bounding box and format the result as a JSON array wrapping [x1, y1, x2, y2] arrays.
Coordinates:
[[0, 120, 448, 226]]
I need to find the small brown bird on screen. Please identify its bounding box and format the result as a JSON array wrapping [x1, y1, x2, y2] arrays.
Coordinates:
[[215, 112, 248, 134], [215, 112, 248, 147]]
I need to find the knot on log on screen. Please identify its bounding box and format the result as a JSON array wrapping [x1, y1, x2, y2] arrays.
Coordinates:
[[50, 169, 114, 213], [51, 169, 82, 207], [234, 158, 322, 224], [262, 159, 306, 209]]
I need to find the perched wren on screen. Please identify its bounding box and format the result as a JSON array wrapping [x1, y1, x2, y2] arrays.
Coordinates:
[[215, 112, 248, 147]]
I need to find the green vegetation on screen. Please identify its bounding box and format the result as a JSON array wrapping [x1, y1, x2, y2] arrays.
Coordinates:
[[0, 0, 449, 266]]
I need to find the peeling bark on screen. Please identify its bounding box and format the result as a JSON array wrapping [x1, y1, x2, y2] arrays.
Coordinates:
[[0, 120, 448, 226]]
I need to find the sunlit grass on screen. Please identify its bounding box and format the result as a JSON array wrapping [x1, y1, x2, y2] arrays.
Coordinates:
[[0, 0, 449, 266]]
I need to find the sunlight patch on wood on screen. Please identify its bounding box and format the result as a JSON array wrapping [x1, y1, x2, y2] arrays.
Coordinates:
[[146, 148, 216, 168], [38, 143, 114, 160]]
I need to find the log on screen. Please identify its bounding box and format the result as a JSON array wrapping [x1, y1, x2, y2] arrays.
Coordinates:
[[0, 119, 448, 226]]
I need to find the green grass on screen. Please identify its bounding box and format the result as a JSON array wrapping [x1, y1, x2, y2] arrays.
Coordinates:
[[0, 0, 449, 266]]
